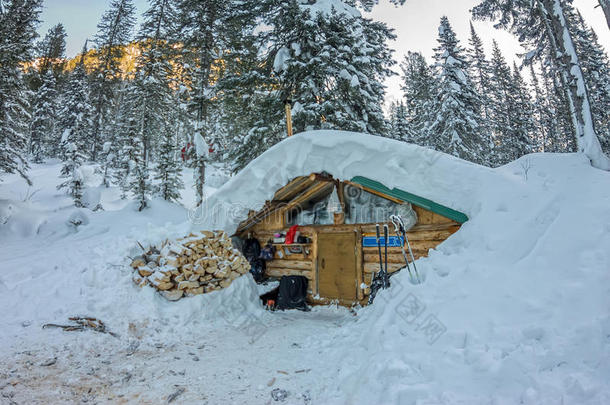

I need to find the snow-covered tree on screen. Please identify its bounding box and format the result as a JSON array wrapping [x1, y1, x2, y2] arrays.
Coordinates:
[[155, 127, 184, 202], [428, 16, 486, 164], [57, 141, 86, 207], [264, 1, 394, 136], [0, 0, 42, 184], [131, 0, 179, 163], [400, 51, 436, 146], [29, 70, 58, 162], [90, 0, 136, 161], [473, 0, 610, 170], [387, 101, 410, 141], [57, 43, 95, 161], [129, 136, 151, 211], [466, 22, 492, 142], [35, 23, 67, 79], [176, 0, 249, 205], [567, 8, 610, 155]]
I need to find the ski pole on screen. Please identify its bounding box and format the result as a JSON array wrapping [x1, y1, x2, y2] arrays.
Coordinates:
[[383, 224, 389, 289], [391, 215, 414, 281], [403, 231, 420, 282]]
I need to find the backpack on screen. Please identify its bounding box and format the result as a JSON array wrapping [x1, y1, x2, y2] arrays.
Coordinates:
[[276, 276, 309, 311], [243, 237, 265, 283]]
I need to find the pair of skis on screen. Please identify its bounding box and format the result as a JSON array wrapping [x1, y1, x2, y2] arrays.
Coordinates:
[[368, 223, 390, 305], [368, 215, 421, 305]]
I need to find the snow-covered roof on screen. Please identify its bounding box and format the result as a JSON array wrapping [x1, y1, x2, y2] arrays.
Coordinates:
[[194, 130, 494, 234]]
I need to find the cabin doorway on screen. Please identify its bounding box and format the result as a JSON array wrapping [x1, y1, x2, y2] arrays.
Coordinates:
[[317, 232, 358, 301]]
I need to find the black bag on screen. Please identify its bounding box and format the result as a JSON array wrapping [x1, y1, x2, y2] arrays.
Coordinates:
[[243, 237, 265, 283], [276, 276, 309, 311]]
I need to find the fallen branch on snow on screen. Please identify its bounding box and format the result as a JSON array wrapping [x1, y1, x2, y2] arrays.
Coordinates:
[[42, 316, 119, 338]]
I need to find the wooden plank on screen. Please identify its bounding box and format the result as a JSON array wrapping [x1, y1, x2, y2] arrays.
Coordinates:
[[273, 176, 314, 201], [283, 181, 334, 213], [363, 262, 404, 274], [362, 240, 442, 254], [364, 253, 408, 264], [355, 229, 363, 301], [266, 260, 312, 270], [265, 268, 313, 280]]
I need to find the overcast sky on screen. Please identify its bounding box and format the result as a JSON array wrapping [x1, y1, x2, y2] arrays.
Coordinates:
[[38, 0, 609, 106]]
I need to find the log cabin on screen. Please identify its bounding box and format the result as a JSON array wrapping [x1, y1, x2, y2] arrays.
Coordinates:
[[234, 172, 468, 306]]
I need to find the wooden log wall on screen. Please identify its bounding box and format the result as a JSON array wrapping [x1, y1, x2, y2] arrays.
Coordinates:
[[236, 176, 463, 305]]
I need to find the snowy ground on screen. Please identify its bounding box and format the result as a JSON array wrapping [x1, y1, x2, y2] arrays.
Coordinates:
[[1, 139, 610, 404]]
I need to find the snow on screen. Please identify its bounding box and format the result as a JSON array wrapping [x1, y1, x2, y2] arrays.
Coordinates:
[[273, 46, 291, 73], [1, 132, 610, 403], [299, 0, 360, 18]]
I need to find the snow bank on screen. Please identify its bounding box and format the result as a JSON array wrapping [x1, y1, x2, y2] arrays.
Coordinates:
[[194, 130, 489, 234], [0, 162, 263, 349], [194, 130, 610, 403], [318, 153, 610, 404]]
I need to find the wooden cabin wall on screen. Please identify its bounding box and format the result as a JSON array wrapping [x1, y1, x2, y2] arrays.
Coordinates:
[[361, 221, 460, 296], [238, 189, 462, 305]]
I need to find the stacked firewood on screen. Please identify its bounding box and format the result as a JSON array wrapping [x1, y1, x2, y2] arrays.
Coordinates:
[[130, 230, 250, 301]]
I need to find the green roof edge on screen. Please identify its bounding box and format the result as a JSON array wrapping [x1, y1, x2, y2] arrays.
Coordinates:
[[350, 176, 469, 224]]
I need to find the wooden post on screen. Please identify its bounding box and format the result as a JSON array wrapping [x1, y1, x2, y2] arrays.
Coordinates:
[[284, 99, 293, 137]]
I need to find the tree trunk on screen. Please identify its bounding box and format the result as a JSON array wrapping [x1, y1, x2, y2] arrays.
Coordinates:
[[598, 0, 610, 30], [539, 0, 610, 170]]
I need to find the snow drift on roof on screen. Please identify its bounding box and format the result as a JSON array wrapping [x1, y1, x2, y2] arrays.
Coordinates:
[[192, 130, 493, 234]]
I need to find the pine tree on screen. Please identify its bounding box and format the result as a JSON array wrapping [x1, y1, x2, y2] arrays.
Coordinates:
[[510, 62, 536, 159], [90, 0, 136, 161], [400, 51, 436, 146], [155, 127, 184, 202], [466, 22, 493, 144], [57, 141, 86, 207], [487, 41, 514, 164], [0, 0, 42, 184], [264, 1, 394, 136], [388, 101, 410, 141], [568, 9, 610, 155], [57, 43, 95, 161], [177, 0, 246, 205], [132, 0, 179, 163], [29, 70, 58, 162], [473, 0, 610, 170], [428, 16, 486, 164], [129, 137, 150, 211], [35, 23, 67, 79], [528, 64, 549, 152]]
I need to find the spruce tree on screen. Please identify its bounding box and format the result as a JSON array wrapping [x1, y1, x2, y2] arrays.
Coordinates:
[[263, 1, 394, 136], [466, 22, 493, 145], [57, 141, 86, 207], [400, 51, 436, 146], [131, 0, 179, 163], [473, 0, 610, 170], [129, 137, 150, 211], [90, 0, 136, 161], [29, 70, 58, 162], [568, 9, 610, 155], [510, 63, 536, 158], [428, 16, 486, 164], [0, 0, 42, 184], [57, 43, 95, 161], [388, 101, 410, 141], [177, 0, 246, 205], [36, 23, 67, 79], [155, 128, 184, 203]]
